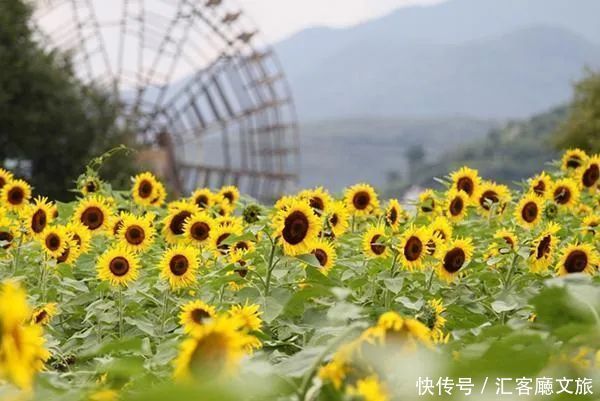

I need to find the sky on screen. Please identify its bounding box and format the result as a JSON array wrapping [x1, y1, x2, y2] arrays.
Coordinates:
[[237, 0, 447, 42]]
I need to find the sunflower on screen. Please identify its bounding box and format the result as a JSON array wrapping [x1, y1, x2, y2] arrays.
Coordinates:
[[228, 303, 262, 332], [437, 238, 474, 283], [80, 176, 101, 196], [362, 225, 389, 259], [450, 166, 480, 199], [190, 188, 214, 210], [179, 300, 217, 334], [226, 249, 254, 290], [1, 179, 31, 210], [0, 217, 16, 250], [273, 199, 321, 256], [551, 178, 580, 208], [182, 212, 214, 246], [528, 172, 552, 198], [529, 222, 561, 273], [132, 172, 160, 206], [417, 189, 438, 214], [445, 189, 469, 221], [384, 199, 406, 230], [218, 185, 240, 207], [578, 155, 600, 191], [561, 148, 588, 172], [56, 235, 81, 265], [307, 238, 337, 274], [556, 243, 598, 276], [326, 201, 350, 238], [494, 229, 518, 250], [24, 196, 56, 236], [515, 193, 544, 229], [159, 245, 200, 290], [475, 181, 511, 215], [429, 216, 453, 243], [231, 237, 255, 255], [0, 282, 50, 390], [66, 221, 92, 254], [162, 201, 201, 244], [371, 311, 432, 350], [73, 196, 112, 233], [299, 187, 332, 214], [582, 215, 600, 237], [39, 225, 70, 258], [398, 225, 430, 271], [0, 168, 14, 190], [347, 375, 389, 401], [173, 316, 252, 380], [117, 213, 155, 253], [344, 183, 379, 216], [150, 181, 167, 207], [208, 223, 244, 256], [418, 299, 448, 344], [97, 245, 140, 287], [31, 303, 58, 326]]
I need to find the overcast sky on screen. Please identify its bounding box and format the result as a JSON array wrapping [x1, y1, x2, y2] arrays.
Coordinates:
[[237, 0, 447, 42]]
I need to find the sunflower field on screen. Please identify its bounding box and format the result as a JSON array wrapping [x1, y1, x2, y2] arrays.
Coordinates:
[[0, 149, 599, 401]]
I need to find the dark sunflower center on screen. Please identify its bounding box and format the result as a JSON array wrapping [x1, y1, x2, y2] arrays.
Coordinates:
[[566, 156, 582, 169], [0, 231, 14, 249], [109, 257, 130, 276], [34, 310, 48, 324], [138, 180, 153, 198], [404, 236, 423, 262], [234, 241, 249, 251], [564, 250, 588, 273], [434, 230, 446, 240], [352, 191, 370, 210], [223, 192, 234, 203], [503, 236, 514, 247], [216, 233, 231, 254], [85, 181, 98, 193], [521, 201, 538, 223], [191, 308, 211, 324], [421, 199, 434, 213], [235, 268, 248, 278], [582, 164, 599, 188], [443, 248, 466, 273], [309, 197, 324, 211], [45, 233, 61, 251], [72, 234, 82, 247], [449, 197, 464, 216], [31, 209, 47, 233], [169, 255, 189, 276], [81, 207, 104, 230], [191, 222, 210, 241], [169, 211, 192, 235], [57, 246, 70, 263], [113, 220, 124, 235], [388, 207, 398, 225], [533, 180, 546, 196], [329, 214, 339, 226], [369, 234, 386, 255], [456, 177, 474, 196], [426, 239, 436, 255], [536, 235, 552, 259], [553, 186, 571, 205], [125, 225, 145, 245], [479, 190, 499, 210], [312, 248, 328, 267], [8, 187, 24, 205], [282, 211, 310, 245], [195, 195, 209, 208]]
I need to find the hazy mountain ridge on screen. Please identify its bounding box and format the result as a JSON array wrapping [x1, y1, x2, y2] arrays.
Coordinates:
[[275, 0, 600, 121]]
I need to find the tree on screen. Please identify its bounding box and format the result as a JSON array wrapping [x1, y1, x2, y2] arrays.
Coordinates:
[[0, 0, 137, 201], [554, 70, 600, 153]]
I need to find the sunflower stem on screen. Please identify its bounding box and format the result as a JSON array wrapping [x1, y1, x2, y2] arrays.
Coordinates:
[[159, 288, 170, 337], [426, 268, 436, 292], [384, 252, 399, 309], [11, 234, 24, 276], [264, 239, 277, 297], [117, 287, 124, 339]]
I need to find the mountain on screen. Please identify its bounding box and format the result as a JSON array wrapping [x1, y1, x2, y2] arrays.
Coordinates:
[[298, 117, 495, 191], [275, 0, 600, 121]]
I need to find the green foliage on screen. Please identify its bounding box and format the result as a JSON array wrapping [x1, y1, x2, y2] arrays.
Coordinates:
[[0, 0, 137, 201], [555, 70, 600, 153]]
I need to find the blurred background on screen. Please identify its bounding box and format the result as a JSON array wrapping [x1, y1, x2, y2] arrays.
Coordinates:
[[1, 0, 599, 201]]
